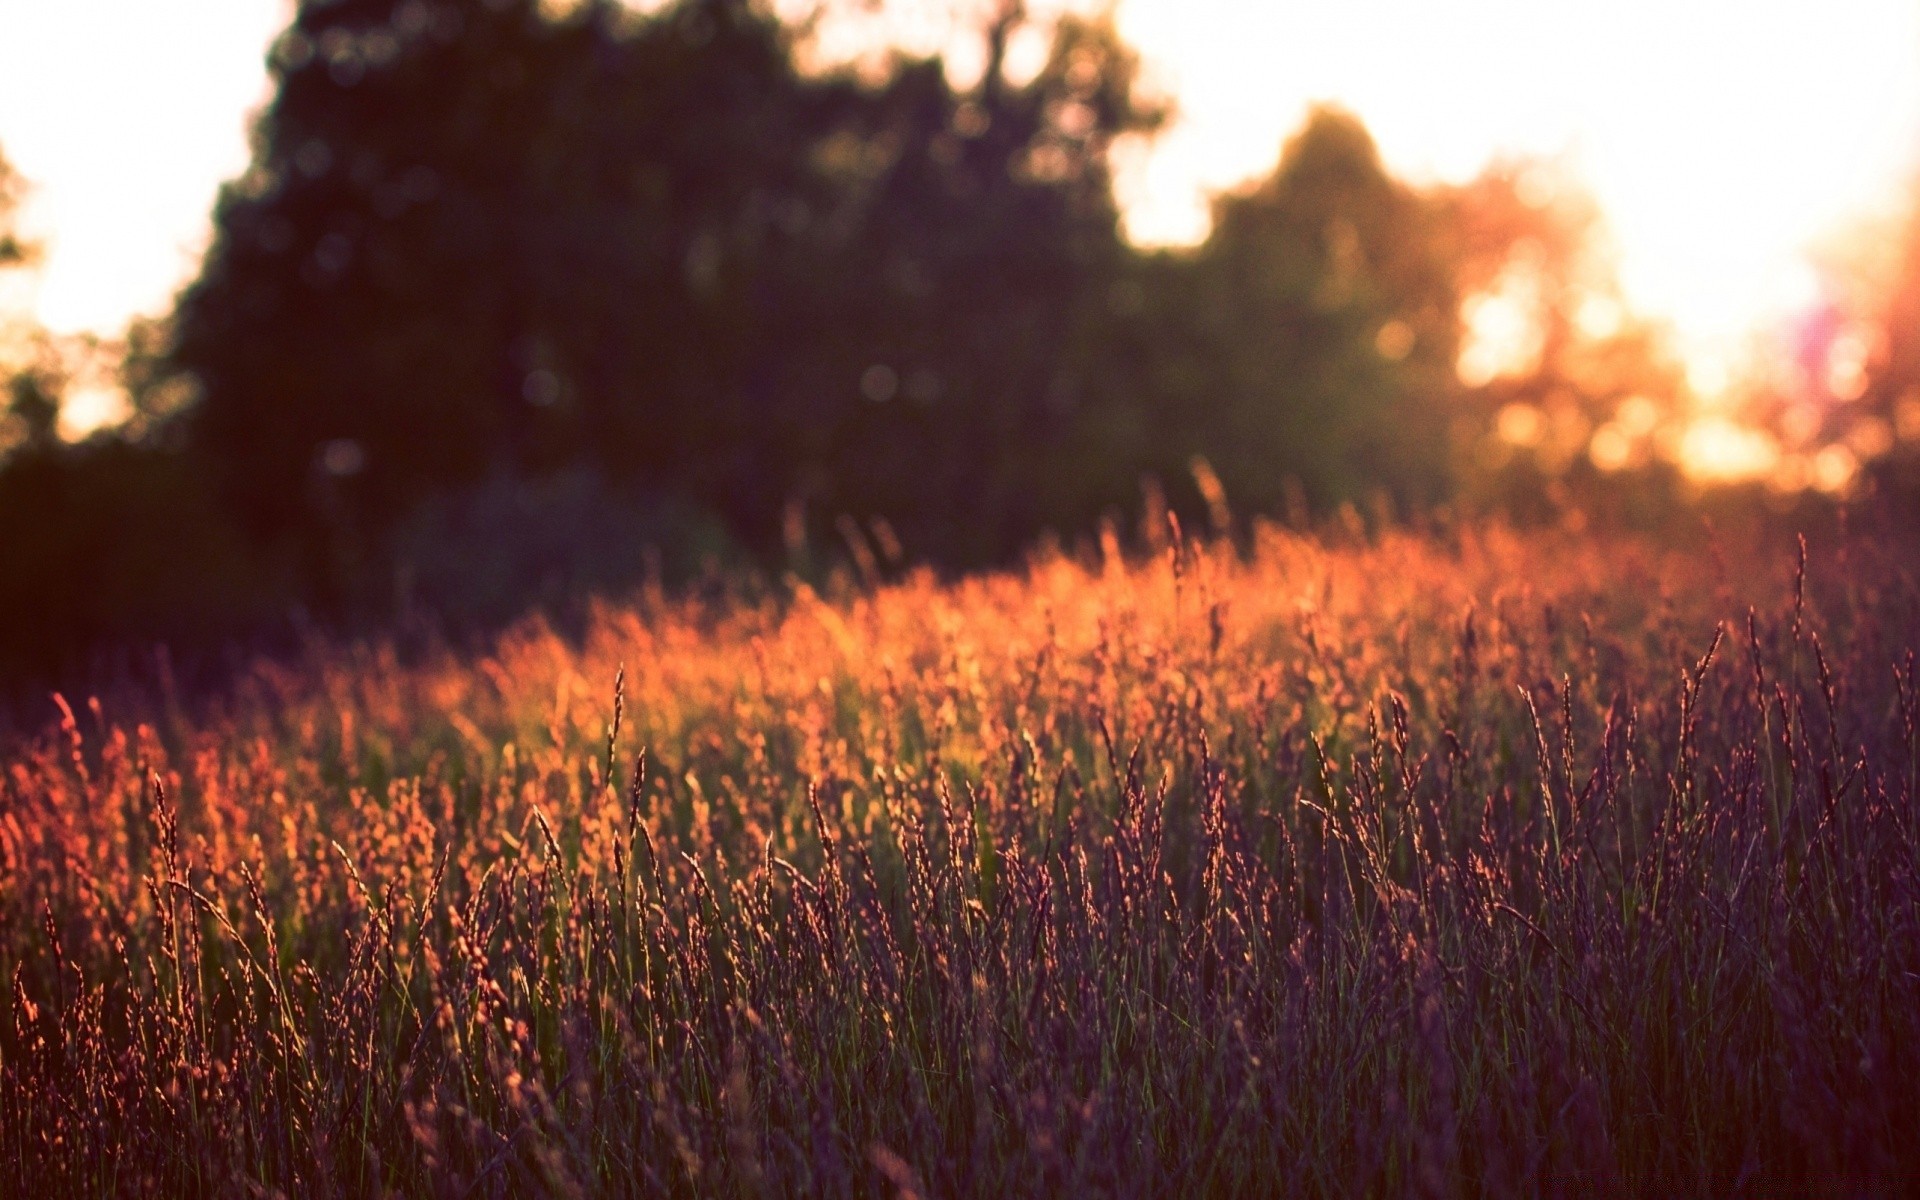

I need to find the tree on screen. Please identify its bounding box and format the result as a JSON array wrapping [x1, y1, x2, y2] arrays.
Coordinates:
[[0, 145, 287, 687], [1844, 180, 1920, 498], [732, 5, 1167, 562], [165, 0, 1168, 577], [0, 145, 63, 456], [1067, 107, 1468, 522], [1437, 161, 1690, 518], [0, 145, 30, 272]]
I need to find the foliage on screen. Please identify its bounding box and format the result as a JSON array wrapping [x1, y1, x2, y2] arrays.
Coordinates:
[[0, 145, 32, 272], [0, 3, 1708, 690], [0, 145, 58, 456], [4, 518, 1918, 1194], [0, 438, 289, 691], [1848, 178, 1920, 499], [155, 0, 1583, 581], [164, 0, 1167, 570], [386, 467, 745, 629], [1074, 108, 1472, 522]]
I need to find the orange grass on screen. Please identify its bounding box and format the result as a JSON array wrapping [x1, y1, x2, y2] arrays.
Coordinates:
[[3, 519, 1919, 1195]]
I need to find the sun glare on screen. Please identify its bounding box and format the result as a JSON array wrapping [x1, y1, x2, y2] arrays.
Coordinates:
[[0, 0, 289, 336], [1458, 274, 1547, 388], [1678, 415, 1781, 483], [1107, 0, 1920, 404], [2, 0, 1918, 473]]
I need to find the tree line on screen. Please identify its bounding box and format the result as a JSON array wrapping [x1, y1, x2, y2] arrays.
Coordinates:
[[0, 0, 1795, 688]]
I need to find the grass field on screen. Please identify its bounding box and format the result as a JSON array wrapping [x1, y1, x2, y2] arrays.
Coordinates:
[[4, 517, 1919, 1196]]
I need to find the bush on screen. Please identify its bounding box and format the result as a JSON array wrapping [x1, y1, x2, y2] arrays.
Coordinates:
[[0, 439, 288, 699]]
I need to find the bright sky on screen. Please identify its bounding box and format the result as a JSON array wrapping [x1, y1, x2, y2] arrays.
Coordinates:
[[2, 0, 1918, 399], [1106, 0, 1920, 395], [0, 0, 289, 335]]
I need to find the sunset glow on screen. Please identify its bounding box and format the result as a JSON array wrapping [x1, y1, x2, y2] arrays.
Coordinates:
[[0, 0, 289, 335], [1106, 0, 1920, 399], [9, 7, 1920, 1176], [2, 0, 1918, 415]]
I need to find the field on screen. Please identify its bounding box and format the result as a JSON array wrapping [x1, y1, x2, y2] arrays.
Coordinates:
[[4, 517, 1919, 1196]]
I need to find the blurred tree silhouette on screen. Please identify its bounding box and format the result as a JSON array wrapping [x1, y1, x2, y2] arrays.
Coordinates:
[[0, 146, 30, 272], [0, 146, 283, 693], [166, 0, 1164, 581], [1853, 182, 1920, 498], [1437, 161, 1691, 520], [0, 144, 59, 455], [1175, 107, 1465, 515], [4, 336, 65, 455], [171, 0, 830, 568], [1067, 108, 1570, 529], [0, 1, 1714, 694], [163, 3, 1682, 594]]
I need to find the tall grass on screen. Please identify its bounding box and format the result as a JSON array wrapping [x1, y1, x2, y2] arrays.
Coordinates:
[[3, 519, 1918, 1195]]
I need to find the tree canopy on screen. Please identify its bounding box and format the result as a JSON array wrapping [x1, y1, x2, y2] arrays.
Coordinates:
[[164, 0, 1566, 581], [0, 0, 1709, 688], [167, 0, 1172, 569]]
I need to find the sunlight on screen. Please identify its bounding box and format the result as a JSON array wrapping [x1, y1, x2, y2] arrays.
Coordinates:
[[2, 0, 1918, 459], [1898, 390, 1920, 443], [1496, 402, 1545, 448], [1677, 415, 1780, 483], [1588, 423, 1634, 472], [0, 0, 289, 336], [1824, 326, 1875, 401], [7, 12, 1920, 1170], [1458, 271, 1546, 388], [54, 383, 129, 442], [1107, 0, 1920, 405]]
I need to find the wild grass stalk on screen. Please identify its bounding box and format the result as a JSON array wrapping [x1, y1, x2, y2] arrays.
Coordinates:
[[2, 520, 1918, 1194]]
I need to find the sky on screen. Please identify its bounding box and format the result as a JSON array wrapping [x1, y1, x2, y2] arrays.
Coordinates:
[[1104, 0, 1920, 396], [2, 0, 1918, 400], [0, 0, 289, 334]]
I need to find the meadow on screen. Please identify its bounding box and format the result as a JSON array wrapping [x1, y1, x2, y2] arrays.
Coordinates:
[[3, 515, 1918, 1196]]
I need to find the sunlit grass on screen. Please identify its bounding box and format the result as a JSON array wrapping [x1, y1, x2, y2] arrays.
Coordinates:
[[3, 518, 1918, 1194]]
